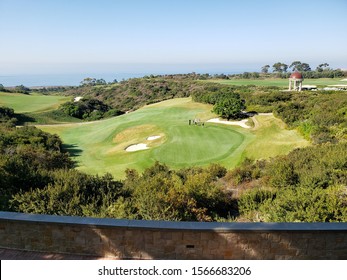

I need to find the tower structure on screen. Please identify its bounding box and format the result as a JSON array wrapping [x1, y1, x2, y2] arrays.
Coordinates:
[[289, 72, 303, 91]]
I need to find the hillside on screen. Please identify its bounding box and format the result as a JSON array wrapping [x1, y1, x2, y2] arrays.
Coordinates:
[[1, 75, 346, 222], [38, 98, 309, 178]]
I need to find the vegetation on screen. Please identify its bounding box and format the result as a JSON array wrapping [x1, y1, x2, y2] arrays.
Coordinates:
[[1, 69, 346, 222], [190, 87, 245, 120], [274, 92, 347, 143], [59, 98, 123, 121], [234, 143, 347, 222], [56, 77, 195, 112], [0, 110, 73, 210], [10, 162, 233, 221], [38, 98, 307, 178], [206, 77, 347, 87]]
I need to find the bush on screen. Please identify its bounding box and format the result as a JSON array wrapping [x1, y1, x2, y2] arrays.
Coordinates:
[[258, 186, 347, 222], [59, 98, 111, 120], [238, 188, 276, 215]]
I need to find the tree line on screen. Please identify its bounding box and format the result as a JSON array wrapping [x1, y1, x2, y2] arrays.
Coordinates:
[[259, 61, 345, 78]]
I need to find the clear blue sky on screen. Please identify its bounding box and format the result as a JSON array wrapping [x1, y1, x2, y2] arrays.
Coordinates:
[[1, 0, 346, 75]]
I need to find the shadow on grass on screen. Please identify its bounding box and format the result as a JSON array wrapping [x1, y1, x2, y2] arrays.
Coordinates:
[[15, 113, 36, 125], [62, 144, 83, 157]]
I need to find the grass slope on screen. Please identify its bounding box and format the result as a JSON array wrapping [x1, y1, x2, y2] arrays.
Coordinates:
[[0, 91, 70, 113], [244, 114, 309, 159], [38, 98, 309, 178]]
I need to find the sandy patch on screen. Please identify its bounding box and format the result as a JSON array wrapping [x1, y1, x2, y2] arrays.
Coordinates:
[[125, 143, 148, 152], [207, 118, 251, 128], [74, 96, 83, 102], [147, 135, 161, 140], [258, 113, 273, 116]]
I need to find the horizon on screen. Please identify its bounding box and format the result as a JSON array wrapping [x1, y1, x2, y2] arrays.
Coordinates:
[[1, 0, 347, 83], [1, 64, 346, 87]]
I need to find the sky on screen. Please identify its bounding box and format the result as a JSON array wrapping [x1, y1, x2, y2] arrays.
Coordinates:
[[0, 0, 347, 76]]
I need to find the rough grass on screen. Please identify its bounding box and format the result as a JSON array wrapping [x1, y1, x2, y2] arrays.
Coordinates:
[[38, 98, 309, 178], [244, 114, 310, 159]]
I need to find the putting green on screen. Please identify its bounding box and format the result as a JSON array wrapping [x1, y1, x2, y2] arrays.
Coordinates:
[[38, 98, 308, 178], [154, 125, 244, 166]]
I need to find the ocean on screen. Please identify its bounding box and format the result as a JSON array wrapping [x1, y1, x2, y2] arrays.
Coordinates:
[[0, 70, 244, 87], [0, 73, 151, 87]]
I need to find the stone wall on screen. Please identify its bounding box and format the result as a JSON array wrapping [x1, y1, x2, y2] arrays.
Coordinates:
[[0, 211, 346, 259]]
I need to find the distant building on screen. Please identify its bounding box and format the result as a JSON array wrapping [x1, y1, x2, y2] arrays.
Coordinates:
[[289, 72, 303, 91]]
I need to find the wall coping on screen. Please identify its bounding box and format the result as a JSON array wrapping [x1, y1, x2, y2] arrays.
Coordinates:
[[1, 211, 347, 232]]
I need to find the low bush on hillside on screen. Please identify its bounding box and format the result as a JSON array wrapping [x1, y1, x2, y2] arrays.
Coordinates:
[[59, 98, 123, 121]]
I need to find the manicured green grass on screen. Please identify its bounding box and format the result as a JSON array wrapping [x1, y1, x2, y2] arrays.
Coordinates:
[[38, 98, 309, 178], [0, 91, 70, 113], [204, 78, 347, 87], [20, 110, 81, 124]]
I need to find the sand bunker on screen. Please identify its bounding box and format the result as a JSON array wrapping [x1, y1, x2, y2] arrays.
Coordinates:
[[147, 135, 161, 140], [207, 118, 251, 128], [125, 143, 148, 152], [124, 135, 163, 152], [74, 96, 83, 102]]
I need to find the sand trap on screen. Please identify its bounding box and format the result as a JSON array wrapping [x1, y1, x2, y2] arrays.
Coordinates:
[[258, 113, 273, 116], [125, 143, 148, 152], [147, 135, 161, 140], [207, 118, 251, 128], [74, 96, 83, 102], [125, 135, 162, 152]]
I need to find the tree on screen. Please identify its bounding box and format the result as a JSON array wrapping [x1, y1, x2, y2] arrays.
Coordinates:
[[281, 63, 288, 73], [272, 62, 288, 73], [242, 72, 251, 79], [301, 63, 311, 72], [80, 77, 96, 86], [261, 65, 270, 74], [212, 92, 245, 120], [14, 85, 30, 94], [95, 79, 106, 85], [272, 62, 283, 73], [289, 61, 311, 72], [59, 98, 111, 120], [289, 61, 302, 71], [251, 72, 260, 79], [316, 63, 330, 72]]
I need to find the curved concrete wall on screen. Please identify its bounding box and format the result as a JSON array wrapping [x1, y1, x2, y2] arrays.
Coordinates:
[[0, 211, 346, 259]]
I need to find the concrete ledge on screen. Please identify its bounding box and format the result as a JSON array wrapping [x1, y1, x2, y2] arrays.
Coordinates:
[[1, 211, 347, 259], [1, 211, 347, 231]]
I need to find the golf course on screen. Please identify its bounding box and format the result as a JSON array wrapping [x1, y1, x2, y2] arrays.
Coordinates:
[[37, 97, 309, 178], [0, 91, 70, 113]]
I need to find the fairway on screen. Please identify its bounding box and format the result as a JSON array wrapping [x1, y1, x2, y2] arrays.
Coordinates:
[[0, 91, 70, 113], [38, 98, 309, 178]]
